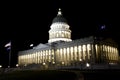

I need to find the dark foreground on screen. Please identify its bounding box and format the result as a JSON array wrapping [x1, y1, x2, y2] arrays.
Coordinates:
[[82, 69, 120, 80], [0, 70, 78, 80], [0, 69, 120, 80]]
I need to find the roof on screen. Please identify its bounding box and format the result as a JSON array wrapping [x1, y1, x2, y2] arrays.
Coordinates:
[[52, 8, 67, 23]]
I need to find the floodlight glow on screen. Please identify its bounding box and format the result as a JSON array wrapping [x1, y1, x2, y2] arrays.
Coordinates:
[[43, 63, 46, 65], [52, 61, 55, 64], [62, 62, 64, 64], [16, 64, 19, 67], [86, 63, 90, 67], [0, 65, 2, 68], [79, 59, 82, 61]]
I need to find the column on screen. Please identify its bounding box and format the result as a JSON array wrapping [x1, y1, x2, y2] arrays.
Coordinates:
[[91, 44, 96, 64], [74, 46, 77, 61], [37, 52, 39, 64], [70, 47, 73, 61], [82, 45, 86, 60], [87, 44, 91, 61], [85, 44, 88, 62], [49, 49, 51, 62], [60, 48, 63, 61], [67, 47, 70, 62], [81, 45, 83, 61], [45, 50, 47, 62], [115, 48, 118, 60], [110, 47, 112, 61], [78, 45, 81, 61], [63, 48, 66, 65], [52, 49, 54, 63], [56, 49, 59, 63]]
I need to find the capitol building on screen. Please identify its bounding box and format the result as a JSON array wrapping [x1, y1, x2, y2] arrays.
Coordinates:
[[18, 9, 119, 69]]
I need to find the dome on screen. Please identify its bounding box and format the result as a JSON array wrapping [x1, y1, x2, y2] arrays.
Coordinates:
[[52, 8, 67, 23], [48, 8, 72, 43], [52, 15, 67, 23]]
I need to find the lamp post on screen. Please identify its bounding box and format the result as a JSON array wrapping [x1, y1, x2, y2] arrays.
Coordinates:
[[5, 42, 11, 68], [79, 59, 82, 69]]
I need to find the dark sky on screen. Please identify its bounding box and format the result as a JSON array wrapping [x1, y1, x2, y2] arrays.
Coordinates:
[[0, 1, 120, 67]]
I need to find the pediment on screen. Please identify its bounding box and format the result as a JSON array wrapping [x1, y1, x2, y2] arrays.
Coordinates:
[[33, 43, 49, 49]]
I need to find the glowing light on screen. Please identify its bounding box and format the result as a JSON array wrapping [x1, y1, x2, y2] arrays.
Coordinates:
[[5, 42, 11, 47], [48, 38, 72, 43], [86, 63, 90, 67], [0, 65, 2, 68], [62, 62, 64, 64], [79, 59, 82, 61], [100, 25, 106, 29], [30, 44, 34, 47], [109, 63, 116, 65], [52, 61, 55, 64], [58, 8, 62, 15], [16, 64, 19, 67], [43, 63, 46, 65], [5, 42, 11, 51]]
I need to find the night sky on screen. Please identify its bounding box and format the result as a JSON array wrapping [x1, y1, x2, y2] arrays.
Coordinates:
[[0, 1, 120, 67]]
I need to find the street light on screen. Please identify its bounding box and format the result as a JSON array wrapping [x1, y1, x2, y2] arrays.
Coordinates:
[[86, 63, 90, 67], [5, 41, 11, 68], [0, 65, 2, 68], [30, 44, 34, 47], [16, 64, 19, 67], [79, 59, 82, 69]]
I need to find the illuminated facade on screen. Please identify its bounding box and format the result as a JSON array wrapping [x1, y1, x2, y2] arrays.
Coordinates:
[[48, 8, 72, 43], [18, 9, 119, 69]]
